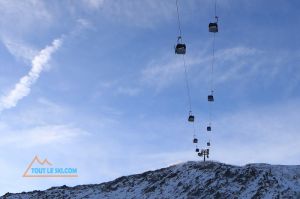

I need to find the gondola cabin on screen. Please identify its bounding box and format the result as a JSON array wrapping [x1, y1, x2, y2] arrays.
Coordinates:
[[209, 22, 218, 33], [207, 142, 211, 147], [175, 43, 186, 54], [207, 126, 212, 131], [195, 148, 200, 152], [208, 95, 214, 102], [188, 115, 195, 122], [193, 138, 198, 143]]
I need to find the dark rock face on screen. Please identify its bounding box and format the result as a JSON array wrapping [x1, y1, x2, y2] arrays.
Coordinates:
[[1, 161, 300, 199]]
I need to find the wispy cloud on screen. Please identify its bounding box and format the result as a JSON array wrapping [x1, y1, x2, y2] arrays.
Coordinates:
[[140, 46, 258, 91], [0, 124, 88, 148], [116, 86, 140, 96], [0, 0, 52, 37], [0, 38, 62, 112], [212, 99, 300, 165], [2, 38, 37, 62], [79, 0, 235, 28], [141, 55, 186, 91], [91, 79, 141, 101], [80, 0, 178, 27], [82, 0, 105, 9], [140, 46, 300, 94]]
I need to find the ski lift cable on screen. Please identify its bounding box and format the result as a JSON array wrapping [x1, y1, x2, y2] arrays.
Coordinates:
[[209, 0, 218, 122], [175, 0, 199, 150], [214, 0, 218, 19], [207, 0, 218, 153], [210, 0, 218, 93], [209, 33, 216, 124], [176, 0, 193, 113], [207, 29, 216, 132], [210, 33, 216, 93], [175, 0, 198, 147], [192, 119, 196, 138], [176, 0, 183, 38], [181, 25, 195, 141], [183, 56, 193, 112]]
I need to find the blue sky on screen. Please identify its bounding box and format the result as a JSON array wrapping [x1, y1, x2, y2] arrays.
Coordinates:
[[0, 0, 300, 194]]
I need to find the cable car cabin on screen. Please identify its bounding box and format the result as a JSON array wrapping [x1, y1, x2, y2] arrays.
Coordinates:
[[208, 95, 214, 102], [193, 138, 198, 143], [207, 126, 212, 131], [209, 22, 218, 33], [207, 142, 211, 147], [175, 43, 186, 55], [198, 152, 203, 157], [188, 115, 195, 122], [195, 148, 200, 152]]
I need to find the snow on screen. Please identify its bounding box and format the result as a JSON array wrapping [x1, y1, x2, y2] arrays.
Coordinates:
[[1, 161, 300, 199]]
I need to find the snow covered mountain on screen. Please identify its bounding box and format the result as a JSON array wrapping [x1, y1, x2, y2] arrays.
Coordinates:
[[2, 161, 300, 199]]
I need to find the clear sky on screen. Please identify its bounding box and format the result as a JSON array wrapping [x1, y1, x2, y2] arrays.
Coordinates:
[[0, 0, 299, 195]]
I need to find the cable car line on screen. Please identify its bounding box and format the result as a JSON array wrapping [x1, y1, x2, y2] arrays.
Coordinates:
[[173, 0, 221, 160], [175, 0, 182, 38], [198, 0, 219, 161], [183, 56, 192, 114], [175, 0, 198, 148], [207, 32, 216, 135], [207, 0, 219, 157], [175, 0, 192, 116]]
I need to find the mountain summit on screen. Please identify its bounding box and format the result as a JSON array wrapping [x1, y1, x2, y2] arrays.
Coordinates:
[[2, 161, 300, 199]]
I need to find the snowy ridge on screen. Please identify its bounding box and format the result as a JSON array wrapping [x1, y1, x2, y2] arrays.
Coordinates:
[[2, 161, 300, 199]]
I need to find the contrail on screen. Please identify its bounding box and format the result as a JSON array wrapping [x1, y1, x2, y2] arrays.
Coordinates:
[[0, 38, 62, 112]]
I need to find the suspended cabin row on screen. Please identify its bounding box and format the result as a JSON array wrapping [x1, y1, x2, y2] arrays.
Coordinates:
[[175, 20, 218, 55], [173, 3, 219, 158], [194, 3, 219, 160]]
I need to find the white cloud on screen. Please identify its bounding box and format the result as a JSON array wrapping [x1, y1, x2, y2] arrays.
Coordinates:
[[0, 38, 62, 112], [78, 0, 242, 28], [141, 55, 185, 91], [140, 47, 258, 91], [79, 0, 239, 28], [116, 86, 140, 96], [81, 0, 178, 27], [2, 38, 37, 62], [0, 0, 52, 37], [0, 97, 89, 148], [83, 0, 105, 9], [91, 79, 141, 100], [0, 124, 88, 148], [123, 99, 300, 167], [212, 99, 300, 165], [140, 46, 300, 93]]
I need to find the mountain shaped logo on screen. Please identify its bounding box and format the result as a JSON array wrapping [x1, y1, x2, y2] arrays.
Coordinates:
[[23, 155, 78, 178]]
